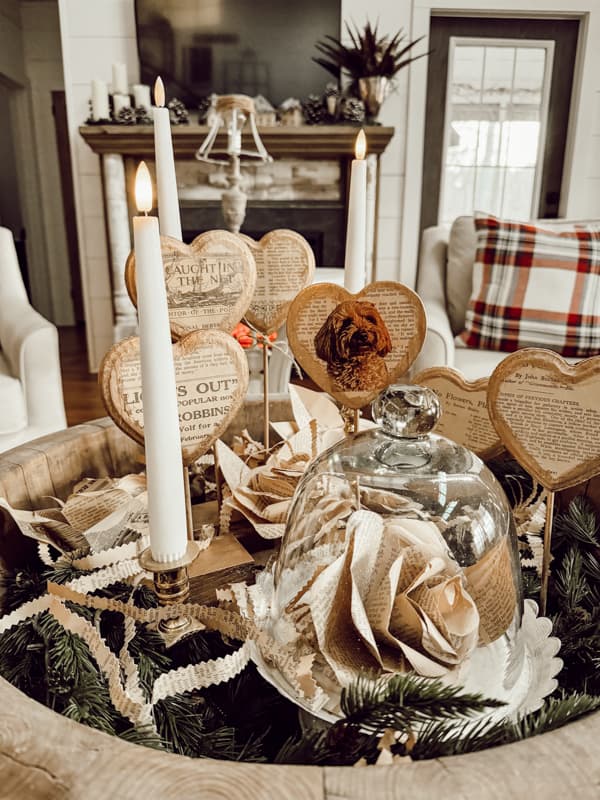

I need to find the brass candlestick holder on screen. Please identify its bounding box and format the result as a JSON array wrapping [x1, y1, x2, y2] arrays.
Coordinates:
[[139, 540, 203, 646]]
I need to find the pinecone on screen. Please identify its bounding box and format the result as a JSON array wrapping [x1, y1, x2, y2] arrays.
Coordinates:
[[301, 94, 327, 125], [321, 83, 339, 120], [168, 98, 189, 125], [197, 96, 211, 123], [115, 106, 136, 125], [339, 96, 366, 124], [135, 105, 152, 125], [324, 82, 339, 100]]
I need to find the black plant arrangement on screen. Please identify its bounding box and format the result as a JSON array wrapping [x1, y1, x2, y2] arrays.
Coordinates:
[[314, 20, 428, 81]]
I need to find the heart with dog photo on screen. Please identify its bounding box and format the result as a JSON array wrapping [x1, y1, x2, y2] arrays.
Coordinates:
[[287, 282, 426, 409]]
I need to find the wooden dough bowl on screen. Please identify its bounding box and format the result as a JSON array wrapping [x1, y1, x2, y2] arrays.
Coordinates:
[[0, 400, 599, 799]]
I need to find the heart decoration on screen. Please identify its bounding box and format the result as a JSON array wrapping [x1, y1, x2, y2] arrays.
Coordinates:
[[413, 367, 503, 460], [287, 282, 426, 409], [487, 348, 600, 491], [99, 329, 249, 464], [239, 229, 315, 334], [125, 231, 256, 339]]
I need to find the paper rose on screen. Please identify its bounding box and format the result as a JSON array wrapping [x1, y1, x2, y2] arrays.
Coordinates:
[[216, 385, 378, 539], [282, 509, 480, 683]]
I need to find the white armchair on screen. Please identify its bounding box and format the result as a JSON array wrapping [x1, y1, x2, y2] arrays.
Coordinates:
[[0, 227, 66, 451], [412, 216, 596, 380]]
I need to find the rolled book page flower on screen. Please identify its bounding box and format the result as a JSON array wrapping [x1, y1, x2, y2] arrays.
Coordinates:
[[286, 509, 480, 685]]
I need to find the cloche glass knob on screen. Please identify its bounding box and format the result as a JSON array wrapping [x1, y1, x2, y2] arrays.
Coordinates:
[[372, 385, 440, 439]]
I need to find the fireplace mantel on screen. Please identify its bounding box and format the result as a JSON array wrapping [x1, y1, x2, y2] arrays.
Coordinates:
[[80, 124, 394, 344], [80, 124, 394, 160]]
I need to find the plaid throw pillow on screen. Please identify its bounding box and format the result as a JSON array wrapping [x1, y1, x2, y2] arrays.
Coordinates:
[[459, 214, 600, 357]]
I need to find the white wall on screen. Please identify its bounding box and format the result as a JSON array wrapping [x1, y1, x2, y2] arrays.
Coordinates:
[[20, 0, 73, 325], [58, 0, 600, 369], [58, 0, 139, 370], [342, 0, 413, 284]]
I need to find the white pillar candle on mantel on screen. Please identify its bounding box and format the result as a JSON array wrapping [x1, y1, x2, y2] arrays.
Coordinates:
[[344, 129, 368, 293], [133, 83, 152, 108], [152, 76, 182, 240], [133, 161, 188, 563], [113, 93, 131, 116], [112, 62, 128, 95], [91, 80, 110, 121]]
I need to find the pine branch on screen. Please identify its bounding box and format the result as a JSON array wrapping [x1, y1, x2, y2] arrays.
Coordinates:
[[128, 625, 170, 699], [61, 672, 118, 735], [582, 551, 600, 583], [554, 548, 589, 611], [273, 729, 330, 764], [411, 691, 600, 759], [0, 566, 47, 612], [340, 673, 504, 734], [154, 693, 264, 760], [553, 497, 599, 549], [44, 560, 87, 585], [117, 724, 165, 750], [521, 567, 541, 600]]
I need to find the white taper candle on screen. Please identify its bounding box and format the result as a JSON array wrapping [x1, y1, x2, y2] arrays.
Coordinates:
[[344, 129, 368, 293], [152, 77, 182, 240], [133, 161, 188, 562]]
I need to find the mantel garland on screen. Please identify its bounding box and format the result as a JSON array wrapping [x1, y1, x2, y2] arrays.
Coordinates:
[[1, 465, 600, 764]]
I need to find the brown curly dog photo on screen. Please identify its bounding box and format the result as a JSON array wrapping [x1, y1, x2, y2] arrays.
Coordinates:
[[314, 300, 392, 391]]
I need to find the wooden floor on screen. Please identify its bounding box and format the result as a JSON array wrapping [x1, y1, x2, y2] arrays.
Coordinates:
[[58, 326, 107, 426]]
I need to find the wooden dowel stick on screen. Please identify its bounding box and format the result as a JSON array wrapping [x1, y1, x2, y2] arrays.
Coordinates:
[[183, 463, 194, 542], [263, 339, 270, 451], [213, 443, 222, 533], [341, 405, 360, 434], [540, 489, 555, 615]]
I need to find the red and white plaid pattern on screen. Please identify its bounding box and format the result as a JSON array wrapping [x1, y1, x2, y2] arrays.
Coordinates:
[[460, 214, 600, 357]]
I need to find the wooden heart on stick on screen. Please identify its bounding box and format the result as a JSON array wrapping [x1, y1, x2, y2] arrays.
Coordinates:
[[287, 282, 426, 409], [125, 230, 256, 339], [414, 367, 503, 460], [239, 229, 315, 334], [99, 329, 249, 464], [488, 348, 600, 490]]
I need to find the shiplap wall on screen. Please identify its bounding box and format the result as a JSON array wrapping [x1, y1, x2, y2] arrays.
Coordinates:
[[58, 0, 139, 369]]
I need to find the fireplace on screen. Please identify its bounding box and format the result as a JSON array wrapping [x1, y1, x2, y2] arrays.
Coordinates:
[[79, 124, 394, 340], [181, 201, 345, 266]]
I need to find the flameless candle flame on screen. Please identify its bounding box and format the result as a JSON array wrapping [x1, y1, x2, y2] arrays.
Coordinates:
[[355, 129, 367, 160], [135, 161, 153, 213], [154, 76, 165, 108]]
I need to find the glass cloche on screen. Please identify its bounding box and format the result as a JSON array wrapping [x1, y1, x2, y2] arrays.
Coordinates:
[[268, 385, 525, 717]]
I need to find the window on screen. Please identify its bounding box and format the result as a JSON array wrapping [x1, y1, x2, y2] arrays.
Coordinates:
[[440, 39, 553, 223]]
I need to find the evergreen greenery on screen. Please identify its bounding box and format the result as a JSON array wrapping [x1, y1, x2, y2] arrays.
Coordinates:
[[0, 485, 599, 764]]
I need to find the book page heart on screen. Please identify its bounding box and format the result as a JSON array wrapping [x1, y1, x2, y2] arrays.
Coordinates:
[[287, 282, 426, 409], [488, 349, 600, 491], [413, 367, 502, 460], [239, 229, 315, 334], [125, 230, 256, 339], [99, 330, 248, 464]]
